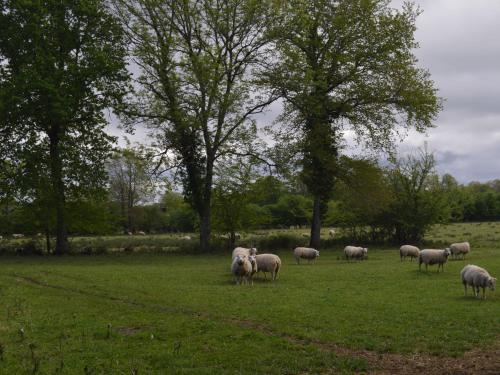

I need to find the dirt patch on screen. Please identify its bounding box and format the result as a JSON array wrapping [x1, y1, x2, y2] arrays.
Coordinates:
[[13, 273, 500, 374], [116, 326, 149, 336]]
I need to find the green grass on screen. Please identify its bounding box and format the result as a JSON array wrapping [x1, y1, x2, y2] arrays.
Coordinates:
[[0, 223, 499, 373]]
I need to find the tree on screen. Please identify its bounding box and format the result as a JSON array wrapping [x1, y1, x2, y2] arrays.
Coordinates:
[[114, 0, 276, 251], [107, 144, 157, 233], [267, 0, 441, 248], [0, 0, 129, 254], [384, 148, 447, 242]]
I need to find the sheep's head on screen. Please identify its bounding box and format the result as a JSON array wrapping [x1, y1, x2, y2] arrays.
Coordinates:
[[250, 247, 258, 256], [444, 248, 451, 257], [315, 250, 320, 257], [488, 277, 497, 291], [236, 255, 245, 266]]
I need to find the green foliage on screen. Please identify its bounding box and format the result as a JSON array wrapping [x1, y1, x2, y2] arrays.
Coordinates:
[[0, 0, 130, 253]]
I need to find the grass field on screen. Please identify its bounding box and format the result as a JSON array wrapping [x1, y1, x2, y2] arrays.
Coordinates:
[[0, 223, 499, 374]]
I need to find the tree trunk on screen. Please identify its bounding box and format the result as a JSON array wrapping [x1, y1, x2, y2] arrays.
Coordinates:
[[309, 194, 322, 249], [199, 205, 211, 252], [49, 133, 69, 255]]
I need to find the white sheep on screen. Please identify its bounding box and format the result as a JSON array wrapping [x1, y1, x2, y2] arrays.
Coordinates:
[[418, 249, 451, 272], [255, 254, 281, 281], [248, 255, 258, 283], [0, 235, 3, 240], [235, 232, 241, 239], [12, 233, 24, 239], [180, 235, 191, 240], [231, 255, 253, 285], [232, 247, 257, 259], [127, 231, 133, 236], [344, 246, 368, 261], [448, 242, 470, 260], [460, 264, 496, 299], [399, 245, 420, 262], [137, 231, 146, 236], [328, 229, 336, 238], [293, 247, 319, 264]]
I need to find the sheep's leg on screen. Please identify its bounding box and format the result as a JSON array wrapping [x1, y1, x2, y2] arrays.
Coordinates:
[[463, 283, 467, 296], [482, 287, 485, 299]]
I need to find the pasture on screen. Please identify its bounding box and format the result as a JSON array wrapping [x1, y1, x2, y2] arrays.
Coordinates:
[[0, 223, 499, 374]]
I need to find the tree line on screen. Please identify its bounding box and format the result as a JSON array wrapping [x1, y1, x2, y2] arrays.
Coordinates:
[[1, 0, 441, 253]]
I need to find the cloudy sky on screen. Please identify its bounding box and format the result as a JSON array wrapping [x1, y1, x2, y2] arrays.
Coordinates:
[[108, 0, 500, 183]]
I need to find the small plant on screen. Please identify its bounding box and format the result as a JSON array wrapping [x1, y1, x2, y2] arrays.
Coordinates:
[[106, 323, 112, 339]]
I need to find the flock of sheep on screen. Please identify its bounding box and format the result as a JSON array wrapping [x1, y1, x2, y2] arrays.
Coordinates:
[[230, 240, 497, 300]]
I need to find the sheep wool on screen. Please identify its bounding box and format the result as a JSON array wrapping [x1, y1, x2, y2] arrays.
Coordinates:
[[418, 249, 451, 272], [344, 246, 368, 261], [232, 247, 257, 259], [399, 245, 420, 262], [449, 242, 470, 260], [460, 264, 496, 299], [255, 254, 282, 281], [293, 247, 319, 264], [231, 255, 253, 285]]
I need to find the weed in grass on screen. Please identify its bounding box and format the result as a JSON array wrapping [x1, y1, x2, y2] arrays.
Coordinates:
[[0, 342, 4, 361]]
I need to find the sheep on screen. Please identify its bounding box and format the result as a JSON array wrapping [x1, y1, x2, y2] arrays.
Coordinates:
[[248, 255, 258, 283], [460, 264, 496, 299], [0, 235, 3, 240], [180, 235, 191, 240], [256, 254, 281, 281], [399, 245, 420, 262], [232, 247, 257, 259], [293, 247, 319, 264], [235, 232, 241, 239], [231, 255, 253, 285], [137, 231, 146, 236], [127, 231, 133, 236], [344, 246, 368, 261], [302, 233, 309, 238], [448, 242, 470, 260], [12, 233, 24, 239], [418, 249, 451, 272], [328, 229, 336, 238]]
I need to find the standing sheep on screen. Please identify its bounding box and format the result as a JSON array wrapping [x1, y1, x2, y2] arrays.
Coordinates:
[[399, 245, 420, 262], [256, 254, 281, 281], [461, 264, 496, 299], [231, 255, 253, 285], [328, 229, 336, 238], [418, 249, 451, 272], [232, 247, 257, 259], [344, 246, 368, 261], [248, 255, 258, 284], [12, 233, 24, 239], [137, 231, 146, 236], [448, 242, 470, 260], [293, 247, 319, 264]]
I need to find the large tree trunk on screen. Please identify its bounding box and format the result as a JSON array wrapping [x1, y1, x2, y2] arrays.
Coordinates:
[[49, 133, 69, 255], [199, 205, 211, 252], [309, 195, 322, 249]]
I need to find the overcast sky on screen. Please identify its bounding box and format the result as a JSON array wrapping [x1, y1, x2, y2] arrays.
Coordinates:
[[108, 0, 500, 184]]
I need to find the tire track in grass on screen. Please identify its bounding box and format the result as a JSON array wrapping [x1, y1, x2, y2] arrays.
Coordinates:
[[9, 273, 500, 375]]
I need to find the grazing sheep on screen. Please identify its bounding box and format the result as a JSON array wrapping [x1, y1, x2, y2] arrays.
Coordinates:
[[256, 254, 281, 281], [344, 246, 368, 261], [418, 249, 451, 272], [328, 229, 336, 238], [399, 245, 420, 262], [461, 264, 496, 298], [448, 242, 470, 260], [180, 235, 191, 240], [127, 231, 133, 236], [12, 233, 24, 239], [235, 232, 241, 239], [461, 264, 496, 299], [137, 231, 146, 236], [231, 255, 253, 285], [232, 247, 257, 259], [293, 247, 319, 264]]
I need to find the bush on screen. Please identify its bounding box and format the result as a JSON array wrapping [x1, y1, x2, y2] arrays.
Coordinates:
[[16, 241, 44, 256]]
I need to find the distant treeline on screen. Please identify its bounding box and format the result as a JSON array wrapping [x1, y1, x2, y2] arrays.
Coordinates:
[[2, 150, 500, 244]]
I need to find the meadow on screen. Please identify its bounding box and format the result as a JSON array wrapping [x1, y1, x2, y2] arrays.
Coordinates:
[[0, 222, 499, 374]]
